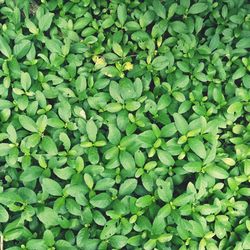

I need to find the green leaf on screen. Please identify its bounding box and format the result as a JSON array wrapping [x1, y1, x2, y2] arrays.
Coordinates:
[[119, 178, 137, 196], [156, 179, 173, 202], [171, 21, 187, 33], [183, 161, 202, 173], [25, 18, 39, 34], [232, 67, 246, 80], [0, 204, 9, 223], [86, 119, 98, 142], [161, 123, 177, 137], [26, 239, 47, 250], [95, 178, 115, 191], [84, 173, 94, 189], [106, 103, 123, 113], [101, 66, 120, 78], [20, 166, 43, 182], [158, 204, 171, 218], [157, 149, 175, 166], [19, 115, 38, 132], [117, 4, 127, 26], [236, 38, 250, 49], [75, 74, 87, 93], [41, 136, 58, 156], [21, 72, 31, 91], [227, 102, 243, 114], [90, 193, 112, 208], [37, 207, 59, 227], [108, 124, 121, 145], [173, 113, 188, 135], [144, 239, 156, 250], [59, 132, 71, 151], [0, 35, 11, 57], [43, 230, 55, 247], [26, 133, 41, 148], [173, 193, 194, 207], [102, 16, 114, 29], [119, 151, 136, 171], [152, 56, 169, 70], [158, 234, 173, 243], [152, 215, 166, 234], [54, 167, 74, 180], [153, 0, 166, 19], [188, 138, 207, 159], [100, 220, 118, 240], [136, 195, 152, 208], [39, 12, 54, 31], [167, 3, 178, 20], [13, 39, 31, 59], [0, 99, 14, 110], [7, 124, 17, 143], [110, 235, 128, 249], [243, 233, 250, 249], [112, 43, 123, 57], [205, 165, 229, 179], [140, 10, 155, 28], [189, 3, 208, 14], [42, 178, 63, 196], [173, 91, 186, 102], [0, 143, 10, 157], [55, 240, 76, 250]]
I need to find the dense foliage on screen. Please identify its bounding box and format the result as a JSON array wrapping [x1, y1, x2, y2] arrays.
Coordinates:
[[0, 0, 250, 249]]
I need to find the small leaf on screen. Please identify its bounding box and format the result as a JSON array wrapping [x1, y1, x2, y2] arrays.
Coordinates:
[[42, 178, 63, 196], [110, 235, 128, 249], [136, 195, 152, 208], [108, 124, 121, 145], [37, 207, 59, 227], [0, 204, 9, 223], [59, 132, 71, 151], [173, 113, 188, 135], [90, 193, 112, 209], [117, 4, 127, 26], [75, 74, 87, 93], [189, 3, 208, 14], [0, 35, 11, 57], [119, 151, 136, 171], [21, 72, 31, 91], [183, 161, 202, 173], [188, 138, 207, 159], [153, 0, 166, 19], [0, 143, 10, 157], [119, 179, 137, 196], [19, 115, 38, 132], [100, 220, 118, 240], [112, 43, 123, 57], [173, 193, 194, 207], [20, 166, 43, 182], [86, 119, 98, 142], [84, 173, 94, 189], [152, 56, 169, 70], [205, 165, 229, 179], [106, 103, 123, 113], [157, 149, 175, 166], [102, 16, 114, 29], [39, 12, 54, 31], [41, 136, 58, 156], [101, 66, 120, 78]]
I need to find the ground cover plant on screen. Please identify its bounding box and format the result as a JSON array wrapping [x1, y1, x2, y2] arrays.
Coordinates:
[[0, 0, 250, 249]]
